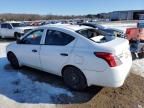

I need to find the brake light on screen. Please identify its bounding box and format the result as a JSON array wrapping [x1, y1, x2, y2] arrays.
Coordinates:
[[94, 52, 122, 67]]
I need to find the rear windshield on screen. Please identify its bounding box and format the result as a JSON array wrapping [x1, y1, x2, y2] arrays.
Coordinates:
[[76, 29, 103, 38], [76, 29, 114, 43]]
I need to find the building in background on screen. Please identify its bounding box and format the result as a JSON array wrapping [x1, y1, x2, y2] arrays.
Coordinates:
[[110, 10, 144, 21]]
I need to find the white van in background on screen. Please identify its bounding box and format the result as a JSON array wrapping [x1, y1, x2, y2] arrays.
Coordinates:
[[0, 21, 36, 39]]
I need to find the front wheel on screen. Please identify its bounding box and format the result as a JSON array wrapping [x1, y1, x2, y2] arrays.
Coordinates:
[[62, 66, 87, 90], [7, 53, 20, 69], [14, 33, 21, 39]]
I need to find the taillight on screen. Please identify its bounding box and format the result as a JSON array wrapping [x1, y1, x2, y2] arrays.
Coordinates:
[[94, 52, 122, 67]]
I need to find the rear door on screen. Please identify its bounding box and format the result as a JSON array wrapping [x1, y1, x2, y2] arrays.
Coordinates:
[[6, 23, 14, 37], [40, 29, 75, 75]]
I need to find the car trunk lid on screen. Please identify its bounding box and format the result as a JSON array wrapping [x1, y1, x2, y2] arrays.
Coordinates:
[[92, 37, 131, 63]]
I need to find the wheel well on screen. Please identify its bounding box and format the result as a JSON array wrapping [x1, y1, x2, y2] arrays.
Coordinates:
[[14, 32, 19, 35], [7, 51, 14, 61], [61, 65, 75, 75], [14, 32, 17, 35], [14, 32, 17, 38]]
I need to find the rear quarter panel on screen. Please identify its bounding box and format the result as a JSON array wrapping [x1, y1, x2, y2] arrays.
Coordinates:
[[67, 38, 110, 72]]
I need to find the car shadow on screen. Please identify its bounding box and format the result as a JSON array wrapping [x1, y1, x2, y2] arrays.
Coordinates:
[[0, 57, 102, 104]]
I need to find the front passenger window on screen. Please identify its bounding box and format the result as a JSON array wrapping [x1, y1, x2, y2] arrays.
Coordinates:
[[1, 24, 7, 28], [21, 29, 44, 45]]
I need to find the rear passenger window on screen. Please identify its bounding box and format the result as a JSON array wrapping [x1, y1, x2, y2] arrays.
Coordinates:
[[45, 30, 75, 46]]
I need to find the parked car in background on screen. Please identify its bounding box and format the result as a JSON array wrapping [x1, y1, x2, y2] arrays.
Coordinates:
[[6, 25, 132, 90], [80, 22, 124, 38], [126, 20, 144, 59], [0, 21, 36, 39]]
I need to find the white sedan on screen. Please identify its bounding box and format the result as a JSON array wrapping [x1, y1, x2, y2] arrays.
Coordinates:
[[6, 25, 132, 90]]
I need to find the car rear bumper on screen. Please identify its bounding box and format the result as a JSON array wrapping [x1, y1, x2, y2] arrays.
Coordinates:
[[82, 56, 132, 87]]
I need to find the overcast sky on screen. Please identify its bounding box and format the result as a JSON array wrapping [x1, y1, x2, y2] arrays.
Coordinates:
[[0, 0, 143, 15]]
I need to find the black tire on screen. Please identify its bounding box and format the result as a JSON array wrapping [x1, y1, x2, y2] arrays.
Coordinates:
[[0, 35, 3, 39], [62, 66, 87, 90], [14, 33, 21, 39], [138, 52, 144, 59], [131, 52, 137, 60], [7, 52, 20, 69]]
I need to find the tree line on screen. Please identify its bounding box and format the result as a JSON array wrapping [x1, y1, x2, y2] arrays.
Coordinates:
[[0, 13, 108, 21]]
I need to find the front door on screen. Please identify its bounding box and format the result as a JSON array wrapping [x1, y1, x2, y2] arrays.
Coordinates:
[[17, 29, 44, 69]]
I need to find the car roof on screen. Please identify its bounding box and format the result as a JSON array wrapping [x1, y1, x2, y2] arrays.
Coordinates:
[[4, 21, 22, 24], [43, 24, 92, 31], [1, 21, 21, 24]]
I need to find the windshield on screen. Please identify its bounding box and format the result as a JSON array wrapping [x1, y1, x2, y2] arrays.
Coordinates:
[[86, 23, 105, 29], [103, 29, 115, 34], [95, 23, 105, 29], [138, 23, 144, 28], [11, 23, 25, 27]]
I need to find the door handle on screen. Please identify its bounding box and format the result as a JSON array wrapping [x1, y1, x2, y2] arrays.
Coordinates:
[[60, 53, 68, 56], [32, 49, 37, 53]]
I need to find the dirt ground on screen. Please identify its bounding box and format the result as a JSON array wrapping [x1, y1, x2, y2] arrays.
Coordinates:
[[57, 73, 144, 108]]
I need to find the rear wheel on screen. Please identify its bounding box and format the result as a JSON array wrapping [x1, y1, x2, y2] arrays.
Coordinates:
[[7, 52, 20, 69], [0, 35, 4, 39], [138, 52, 144, 59], [131, 52, 137, 60], [62, 66, 87, 90]]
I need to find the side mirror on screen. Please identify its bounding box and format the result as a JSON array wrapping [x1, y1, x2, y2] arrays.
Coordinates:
[[16, 38, 22, 44]]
